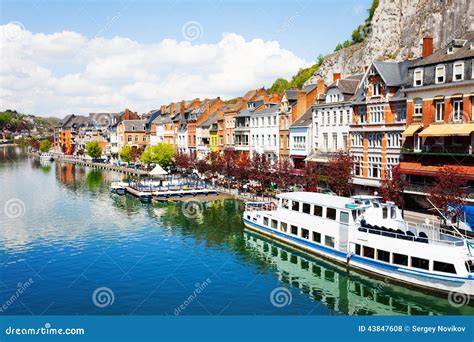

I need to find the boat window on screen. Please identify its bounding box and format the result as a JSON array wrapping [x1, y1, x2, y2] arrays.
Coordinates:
[[282, 198, 289, 209], [301, 228, 309, 239], [373, 202, 380, 208], [313, 205, 323, 217], [271, 219, 278, 229], [355, 244, 361, 255], [263, 217, 269, 226], [377, 249, 390, 262], [391, 207, 396, 219], [352, 210, 358, 222], [312, 232, 321, 243], [325, 235, 335, 248], [247, 215, 250, 220], [280, 222, 287, 232], [393, 253, 408, 266], [302, 203, 311, 214], [433, 261, 457, 274], [411, 257, 429, 270], [326, 208, 337, 220], [363, 246, 375, 259], [340, 211, 349, 224], [382, 207, 388, 219], [292, 201, 300, 212], [291, 225, 298, 235]]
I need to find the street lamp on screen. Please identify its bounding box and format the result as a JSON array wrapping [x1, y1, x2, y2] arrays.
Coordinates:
[[400, 173, 407, 218]]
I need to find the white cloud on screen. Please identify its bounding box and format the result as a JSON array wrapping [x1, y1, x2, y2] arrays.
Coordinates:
[[0, 24, 309, 117]]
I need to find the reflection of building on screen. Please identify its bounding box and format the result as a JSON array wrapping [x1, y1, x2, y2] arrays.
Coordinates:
[[350, 60, 413, 191], [400, 33, 474, 187], [243, 231, 465, 315]]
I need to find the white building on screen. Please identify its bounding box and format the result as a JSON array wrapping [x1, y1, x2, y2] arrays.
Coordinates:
[[289, 107, 313, 168], [249, 103, 280, 163], [307, 75, 362, 164]]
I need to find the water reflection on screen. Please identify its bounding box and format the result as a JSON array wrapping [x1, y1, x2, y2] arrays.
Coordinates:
[[242, 231, 474, 315]]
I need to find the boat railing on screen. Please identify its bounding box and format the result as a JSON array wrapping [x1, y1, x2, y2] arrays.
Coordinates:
[[358, 225, 465, 247], [245, 201, 277, 212]]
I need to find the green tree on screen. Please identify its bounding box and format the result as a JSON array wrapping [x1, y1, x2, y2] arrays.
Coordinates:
[[268, 78, 289, 94], [120, 146, 133, 163], [85, 141, 102, 159], [39, 139, 52, 152], [140, 143, 175, 167]]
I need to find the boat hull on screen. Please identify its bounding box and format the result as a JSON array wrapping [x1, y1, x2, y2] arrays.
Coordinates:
[[243, 218, 474, 297]]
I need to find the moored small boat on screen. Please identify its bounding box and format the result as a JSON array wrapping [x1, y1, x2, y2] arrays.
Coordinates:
[[110, 181, 127, 195]]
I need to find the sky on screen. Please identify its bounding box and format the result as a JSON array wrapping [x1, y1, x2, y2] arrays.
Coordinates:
[[0, 0, 371, 117]]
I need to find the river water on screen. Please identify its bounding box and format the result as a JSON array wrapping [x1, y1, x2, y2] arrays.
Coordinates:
[[0, 146, 471, 315]]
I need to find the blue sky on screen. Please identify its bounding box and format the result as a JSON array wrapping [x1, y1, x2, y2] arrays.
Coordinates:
[[2, 0, 370, 60], [1, 0, 372, 116]]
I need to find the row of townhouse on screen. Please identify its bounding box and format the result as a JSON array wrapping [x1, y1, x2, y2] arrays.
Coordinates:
[[54, 31, 474, 194], [287, 32, 474, 193]]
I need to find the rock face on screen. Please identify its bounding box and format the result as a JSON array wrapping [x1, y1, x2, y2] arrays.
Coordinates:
[[307, 0, 474, 85]]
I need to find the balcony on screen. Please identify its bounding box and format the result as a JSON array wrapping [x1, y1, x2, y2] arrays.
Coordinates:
[[401, 145, 473, 157]]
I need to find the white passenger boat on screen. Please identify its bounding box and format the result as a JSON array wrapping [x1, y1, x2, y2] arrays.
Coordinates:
[[242, 192, 474, 296]]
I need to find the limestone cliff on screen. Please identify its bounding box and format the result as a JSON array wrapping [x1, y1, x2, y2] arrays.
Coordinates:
[[307, 0, 474, 85]]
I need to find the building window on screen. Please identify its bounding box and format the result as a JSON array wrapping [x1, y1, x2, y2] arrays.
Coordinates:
[[332, 133, 337, 149], [414, 98, 423, 117], [127, 135, 132, 142], [435, 100, 444, 122], [372, 83, 380, 96], [370, 105, 384, 123], [394, 104, 406, 122], [453, 62, 464, 81], [339, 110, 343, 125], [435, 65, 445, 84], [414, 68, 423, 86], [368, 133, 382, 148], [387, 133, 402, 148], [368, 156, 381, 178], [353, 155, 363, 176], [359, 107, 366, 124], [342, 133, 348, 151], [323, 133, 328, 149], [453, 99, 463, 122]]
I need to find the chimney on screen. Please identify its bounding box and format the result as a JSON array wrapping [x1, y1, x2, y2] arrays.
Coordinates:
[[333, 72, 341, 82], [316, 78, 326, 95], [169, 103, 175, 115], [160, 105, 166, 113], [192, 98, 200, 109], [294, 91, 307, 122], [180, 100, 185, 114], [422, 37, 433, 58]]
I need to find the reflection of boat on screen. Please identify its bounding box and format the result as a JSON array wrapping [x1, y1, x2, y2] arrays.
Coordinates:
[[39, 152, 53, 161], [243, 192, 474, 296], [110, 181, 127, 195], [244, 231, 473, 315]]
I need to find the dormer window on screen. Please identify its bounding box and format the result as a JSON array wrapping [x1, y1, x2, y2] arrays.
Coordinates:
[[413, 68, 423, 86], [435, 65, 445, 84], [372, 83, 380, 96], [453, 61, 464, 81], [447, 46, 454, 54], [132, 125, 135, 131]]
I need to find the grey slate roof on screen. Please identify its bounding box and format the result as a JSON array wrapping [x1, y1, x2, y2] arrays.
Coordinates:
[[284, 89, 298, 101], [302, 84, 317, 93], [413, 31, 474, 67], [122, 120, 146, 132], [197, 113, 217, 128], [253, 104, 279, 116], [235, 108, 253, 118], [290, 107, 313, 128]]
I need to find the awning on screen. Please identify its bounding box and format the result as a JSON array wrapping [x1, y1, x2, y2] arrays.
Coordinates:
[[433, 95, 444, 100], [149, 164, 168, 176], [418, 123, 474, 137], [401, 124, 422, 137], [305, 155, 329, 163], [290, 155, 306, 159], [398, 162, 474, 180]]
